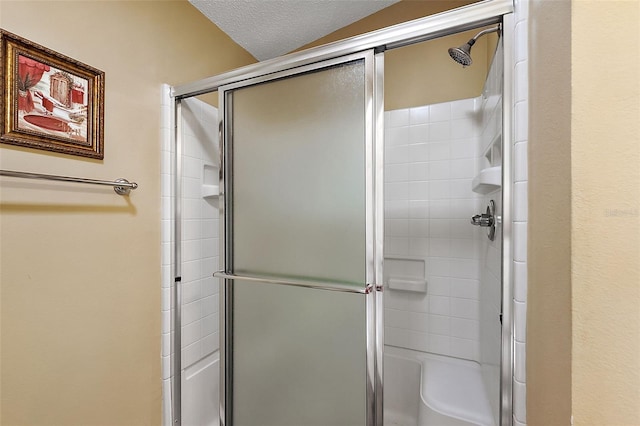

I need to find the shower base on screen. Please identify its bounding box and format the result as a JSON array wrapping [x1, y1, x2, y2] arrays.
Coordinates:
[[384, 346, 495, 426]]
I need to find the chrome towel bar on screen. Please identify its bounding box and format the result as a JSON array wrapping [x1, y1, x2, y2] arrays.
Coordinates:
[[213, 271, 373, 294], [0, 169, 138, 195]]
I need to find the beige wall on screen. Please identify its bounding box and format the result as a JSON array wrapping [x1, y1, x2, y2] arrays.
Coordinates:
[[298, 0, 496, 110], [571, 0, 640, 424], [528, 0, 640, 424], [527, 0, 573, 423], [0, 1, 255, 425]]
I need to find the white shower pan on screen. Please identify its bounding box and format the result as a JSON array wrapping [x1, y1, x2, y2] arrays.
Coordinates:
[[384, 346, 495, 426]]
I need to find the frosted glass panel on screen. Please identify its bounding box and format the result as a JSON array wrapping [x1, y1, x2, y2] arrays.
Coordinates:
[[232, 60, 366, 286], [233, 280, 366, 425]]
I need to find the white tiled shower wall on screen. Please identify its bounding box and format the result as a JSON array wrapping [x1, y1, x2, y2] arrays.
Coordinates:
[[383, 98, 484, 362], [161, 86, 220, 426]]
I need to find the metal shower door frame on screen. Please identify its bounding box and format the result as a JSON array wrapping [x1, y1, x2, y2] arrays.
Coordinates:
[[171, 1, 516, 425], [217, 50, 379, 426]]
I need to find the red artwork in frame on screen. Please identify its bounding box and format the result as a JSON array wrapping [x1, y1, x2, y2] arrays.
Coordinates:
[[0, 29, 105, 159]]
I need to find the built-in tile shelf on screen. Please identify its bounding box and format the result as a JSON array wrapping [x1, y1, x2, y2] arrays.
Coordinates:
[[472, 166, 501, 194], [202, 184, 219, 198]]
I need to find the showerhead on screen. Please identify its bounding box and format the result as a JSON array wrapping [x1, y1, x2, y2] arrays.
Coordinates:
[[448, 40, 475, 67], [448, 25, 501, 67]]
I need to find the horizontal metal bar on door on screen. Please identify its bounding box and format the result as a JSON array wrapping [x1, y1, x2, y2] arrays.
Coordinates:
[[213, 271, 373, 294]]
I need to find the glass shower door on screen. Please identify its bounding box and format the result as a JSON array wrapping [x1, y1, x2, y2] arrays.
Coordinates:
[[216, 51, 380, 426]]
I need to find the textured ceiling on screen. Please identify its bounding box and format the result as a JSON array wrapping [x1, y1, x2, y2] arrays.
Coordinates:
[[190, 0, 400, 61]]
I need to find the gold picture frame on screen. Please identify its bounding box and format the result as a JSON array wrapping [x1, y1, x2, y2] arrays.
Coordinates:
[[0, 29, 105, 159]]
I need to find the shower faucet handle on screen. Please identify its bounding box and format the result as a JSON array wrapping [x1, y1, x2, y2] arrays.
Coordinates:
[[470, 213, 493, 227]]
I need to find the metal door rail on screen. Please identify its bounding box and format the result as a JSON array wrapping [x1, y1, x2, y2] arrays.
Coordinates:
[[0, 169, 138, 195], [213, 271, 372, 294]]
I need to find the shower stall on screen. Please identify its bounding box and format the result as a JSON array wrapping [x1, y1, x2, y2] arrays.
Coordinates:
[[163, 0, 520, 425]]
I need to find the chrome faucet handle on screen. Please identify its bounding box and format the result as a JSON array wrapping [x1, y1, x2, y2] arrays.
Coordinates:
[[470, 213, 493, 227], [471, 200, 497, 241]]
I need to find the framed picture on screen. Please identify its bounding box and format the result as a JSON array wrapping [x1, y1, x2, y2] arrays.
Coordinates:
[[0, 29, 105, 159]]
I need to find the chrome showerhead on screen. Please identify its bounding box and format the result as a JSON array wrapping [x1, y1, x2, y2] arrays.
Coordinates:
[[448, 40, 475, 67], [448, 25, 501, 67]]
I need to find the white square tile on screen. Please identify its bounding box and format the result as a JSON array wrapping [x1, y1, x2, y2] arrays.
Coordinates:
[[514, 379, 527, 423], [388, 109, 410, 127], [385, 182, 409, 201], [515, 340, 526, 383], [386, 219, 410, 237], [428, 257, 450, 277], [450, 199, 476, 219], [428, 314, 451, 335], [385, 200, 410, 219], [162, 355, 171, 380], [514, 222, 528, 262], [429, 181, 450, 200], [429, 121, 451, 141], [515, 20, 528, 64], [182, 300, 202, 325], [408, 312, 429, 332], [202, 313, 219, 335], [408, 331, 430, 352], [450, 337, 478, 360], [429, 238, 451, 257], [515, 300, 527, 343], [514, 261, 528, 302], [429, 334, 451, 355], [409, 238, 429, 257], [514, 142, 528, 182], [429, 219, 451, 239], [410, 105, 430, 125], [408, 143, 429, 162], [428, 161, 450, 180], [409, 219, 429, 238], [385, 327, 410, 348], [450, 278, 480, 299], [386, 145, 409, 164], [202, 332, 219, 355], [429, 200, 451, 219], [450, 298, 479, 320], [515, 61, 529, 103], [514, 101, 528, 143], [182, 320, 201, 346], [429, 295, 450, 316], [451, 98, 476, 119], [387, 126, 409, 147], [450, 238, 479, 259], [409, 181, 429, 201], [450, 317, 479, 340], [427, 276, 450, 296], [408, 162, 429, 181], [450, 219, 475, 239], [430, 102, 451, 122], [409, 125, 429, 144], [514, 182, 528, 222], [450, 158, 476, 179], [450, 179, 474, 199], [386, 164, 409, 182], [451, 118, 475, 139], [428, 143, 450, 161], [450, 138, 477, 160], [409, 201, 429, 218], [182, 279, 202, 304], [385, 308, 410, 328], [407, 292, 430, 313], [386, 237, 410, 256], [182, 341, 202, 368], [449, 258, 480, 280]]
